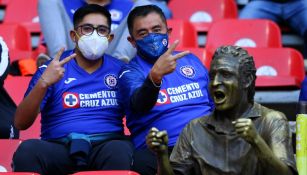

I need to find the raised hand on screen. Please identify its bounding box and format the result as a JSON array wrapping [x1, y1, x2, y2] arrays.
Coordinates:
[[150, 40, 190, 83], [232, 118, 258, 144], [146, 127, 169, 156], [40, 48, 76, 86]]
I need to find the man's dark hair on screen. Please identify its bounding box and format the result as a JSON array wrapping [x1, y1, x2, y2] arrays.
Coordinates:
[[127, 5, 167, 36], [212, 45, 257, 103], [73, 4, 112, 28]]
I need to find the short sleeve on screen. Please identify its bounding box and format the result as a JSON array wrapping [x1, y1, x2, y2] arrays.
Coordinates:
[[265, 112, 298, 174]]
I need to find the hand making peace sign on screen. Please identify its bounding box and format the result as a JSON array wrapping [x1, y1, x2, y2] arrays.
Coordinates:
[[150, 40, 190, 83], [40, 48, 76, 86]]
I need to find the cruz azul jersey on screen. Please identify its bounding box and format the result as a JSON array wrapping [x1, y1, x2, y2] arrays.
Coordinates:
[[119, 52, 214, 149], [25, 50, 125, 140]]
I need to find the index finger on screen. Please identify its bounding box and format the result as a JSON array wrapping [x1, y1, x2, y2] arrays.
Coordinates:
[[173, 50, 190, 60], [166, 40, 179, 54], [59, 53, 77, 66], [53, 48, 65, 61]]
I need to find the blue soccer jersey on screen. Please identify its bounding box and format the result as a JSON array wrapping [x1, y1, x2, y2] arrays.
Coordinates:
[[119, 52, 214, 149], [26, 50, 125, 140]]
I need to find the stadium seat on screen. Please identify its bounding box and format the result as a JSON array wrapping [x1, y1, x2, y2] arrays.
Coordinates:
[[2, 0, 40, 33], [0, 24, 32, 62], [177, 47, 211, 69], [206, 19, 282, 59], [0, 139, 22, 172], [169, 0, 238, 32], [2, 0, 41, 49], [167, 19, 198, 48], [4, 76, 31, 105], [72, 171, 140, 175], [246, 47, 305, 89]]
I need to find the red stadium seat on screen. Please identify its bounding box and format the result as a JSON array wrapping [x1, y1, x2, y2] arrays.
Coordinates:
[[206, 19, 282, 59], [2, 0, 40, 33], [0, 24, 32, 62], [246, 47, 305, 89], [73, 171, 140, 175], [0, 139, 22, 172], [4, 76, 31, 105], [177, 47, 211, 69], [167, 19, 198, 48], [169, 0, 238, 32]]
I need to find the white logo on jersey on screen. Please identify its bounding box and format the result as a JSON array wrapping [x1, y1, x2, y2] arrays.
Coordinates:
[[180, 65, 196, 78], [119, 70, 131, 79], [63, 93, 79, 108], [64, 78, 77, 84]]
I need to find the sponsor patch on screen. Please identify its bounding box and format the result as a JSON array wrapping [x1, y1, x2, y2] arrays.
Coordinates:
[[180, 65, 195, 78], [63, 92, 80, 108], [156, 89, 171, 105], [104, 74, 118, 89]]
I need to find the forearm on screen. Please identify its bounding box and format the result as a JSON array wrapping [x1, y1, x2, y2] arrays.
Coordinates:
[[157, 153, 175, 175], [14, 78, 48, 130], [130, 76, 160, 113], [252, 135, 293, 175]]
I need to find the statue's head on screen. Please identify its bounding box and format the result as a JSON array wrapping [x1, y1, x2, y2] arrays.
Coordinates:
[[209, 45, 256, 111]]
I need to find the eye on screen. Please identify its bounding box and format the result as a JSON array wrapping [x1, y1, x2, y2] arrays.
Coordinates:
[[97, 26, 110, 36], [81, 25, 94, 34]]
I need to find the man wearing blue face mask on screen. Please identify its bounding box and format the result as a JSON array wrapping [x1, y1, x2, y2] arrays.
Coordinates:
[[118, 5, 214, 175], [13, 4, 133, 175]]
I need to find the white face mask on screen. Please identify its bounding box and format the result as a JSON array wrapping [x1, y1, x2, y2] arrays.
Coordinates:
[[77, 32, 109, 60]]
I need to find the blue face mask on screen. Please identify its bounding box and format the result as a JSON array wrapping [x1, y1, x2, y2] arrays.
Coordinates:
[[135, 33, 169, 61]]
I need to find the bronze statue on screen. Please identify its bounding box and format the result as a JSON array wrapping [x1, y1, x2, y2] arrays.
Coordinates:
[[146, 45, 297, 175]]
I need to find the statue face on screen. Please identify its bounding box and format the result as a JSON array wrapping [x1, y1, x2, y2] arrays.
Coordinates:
[[209, 56, 244, 111]]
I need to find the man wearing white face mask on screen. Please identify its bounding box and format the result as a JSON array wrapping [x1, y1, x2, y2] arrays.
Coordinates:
[[13, 4, 133, 175]]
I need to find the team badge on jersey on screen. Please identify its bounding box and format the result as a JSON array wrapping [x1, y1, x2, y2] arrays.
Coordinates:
[[63, 92, 80, 108], [162, 38, 168, 46], [180, 65, 196, 78], [110, 9, 122, 21], [156, 89, 171, 105], [104, 74, 118, 89]]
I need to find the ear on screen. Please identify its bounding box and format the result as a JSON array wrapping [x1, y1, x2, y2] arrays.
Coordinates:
[[108, 34, 114, 43], [244, 74, 254, 89], [127, 36, 136, 48], [167, 27, 172, 35], [70, 30, 77, 42]]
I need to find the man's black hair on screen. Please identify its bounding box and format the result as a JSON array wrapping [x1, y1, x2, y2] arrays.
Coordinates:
[[73, 4, 112, 28], [127, 5, 167, 36]]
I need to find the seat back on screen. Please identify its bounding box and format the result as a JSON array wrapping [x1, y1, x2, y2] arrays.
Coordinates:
[[206, 19, 282, 59], [3, 0, 38, 24], [4, 76, 31, 105], [0, 139, 22, 172], [169, 0, 238, 32], [177, 47, 211, 69], [167, 19, 198, 48], [246, 47, 305, 89]]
